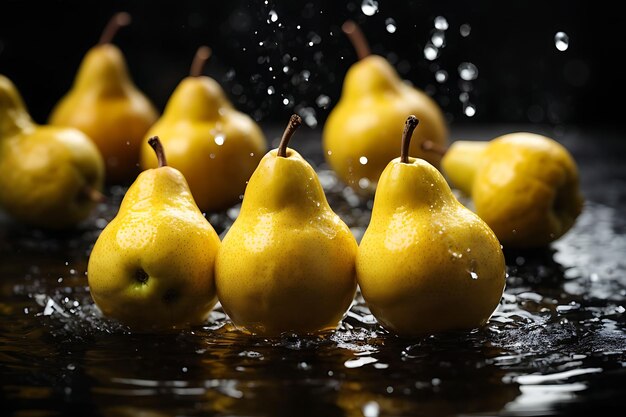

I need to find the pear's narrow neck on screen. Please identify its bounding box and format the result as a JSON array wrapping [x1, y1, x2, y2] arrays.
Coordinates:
[[0, 87, 34, 139]]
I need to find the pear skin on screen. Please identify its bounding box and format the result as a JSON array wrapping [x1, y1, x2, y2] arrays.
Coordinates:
[[323, 22, 447, 194], [140, 47, 266, 212], [87, 137, 220, 331], [215, 115, 357, 337], [49, 13, 158, 184], [0, 74, 104, 229], [357, 116, 506, 336], [440, 140, 489, 196], [470, 133, 584, 248]]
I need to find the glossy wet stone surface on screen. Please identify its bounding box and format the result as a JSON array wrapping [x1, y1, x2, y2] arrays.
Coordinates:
[[1, 125, 625, 416]]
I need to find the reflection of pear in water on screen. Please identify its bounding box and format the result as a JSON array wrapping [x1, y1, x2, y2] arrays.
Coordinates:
[[0, 74, 104, 229], [323, 21, 447, 194], [357, 116, 506, 336], [49, 12, 158, 184], [428, 133, 584, 248], [87, 137, 220, 331], [216, 115, 357, 337], [140, 47, 266, 212]]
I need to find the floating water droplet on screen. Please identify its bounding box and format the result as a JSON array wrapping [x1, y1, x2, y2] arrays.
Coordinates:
[[458, 62, 478, 80], [555, 31, 569, 51], [268, 10, 278, 22], [464, 104, 476, 117], [361, 0, 379, 16], [435, 70, 448, 83], [431, 31, 445, 47], [460, 23, 471, 37], [209, 153, 215, 159], [282, 97, 290, 105], [470, 271, 479, 280], [358, 178, 370, 189], [434, 16, 448, 31], [315, 94, 330, 108], [459, 92, 469, 103], [424, 43, 439, 61], [385, 18, 396, 33], [359, 156, 368, 165], [214, 134, 225, 146], [267, 86, 275, 95], [363, 401, 380, 417]]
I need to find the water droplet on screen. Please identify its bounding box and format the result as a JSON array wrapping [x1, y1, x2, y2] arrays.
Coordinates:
[[435, 70, 448, 83], [315, 94, 330, 108], [459, 92, 469, 103], [361, 0, 379, 16], [470, 271, 478, 280], [267, 86, 275, 95], [555, 31, 569, 51], [358, 178, 370, 189], [209, 153, 215, 159], [460, 24, 471, 37], [424, 43, 439, 61], [268, 10, 278, 22], [327, 150, 333, 156], [214, 134, 225, 146], [431, 31, 445, 48], [434, 16, 448, 31], [362, 401, 380, 417], [385, 18, 397, 33], [67, 363, 76, 371], [359, 156, 368, 165], [458, 62, 478, 80], [282, 97, 290, 106], [464, 104, 476, 117]]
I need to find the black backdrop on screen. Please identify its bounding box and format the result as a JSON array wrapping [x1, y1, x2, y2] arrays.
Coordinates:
[[0, 0, 623, 128]]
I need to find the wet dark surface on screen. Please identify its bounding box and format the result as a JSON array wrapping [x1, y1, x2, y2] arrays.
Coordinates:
[[1, 125, 625, 417]]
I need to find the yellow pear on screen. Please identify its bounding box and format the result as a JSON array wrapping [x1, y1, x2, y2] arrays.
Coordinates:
[[323, 21, 448, 194], [438, 133, 584, 248], [49, 12, 158, 184], [0, 74, 104, 229], [87, 137, 220, 330], [215, 115, 357, 336], [140, 47, 266, 212], [357, 116, 506, 336]]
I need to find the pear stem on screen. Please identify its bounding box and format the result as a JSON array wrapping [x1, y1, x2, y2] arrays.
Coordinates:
[[400, 116, 420, 163], [421, 140, 449, 156], [148, 136, 168, 167], [277, 114, 303, 158], [342, 20, 371, 60], [98, 12, 132, 45], [80, 186, 105, 203], [190, 46, 212, 77]]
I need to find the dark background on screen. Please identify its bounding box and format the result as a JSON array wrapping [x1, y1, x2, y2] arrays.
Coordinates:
[[0, 0, 623, 129]]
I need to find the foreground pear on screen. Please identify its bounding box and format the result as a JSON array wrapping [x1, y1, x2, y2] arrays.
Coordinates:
[[49, 12, 158, 183], [0, 74, 104, 229], [140, 47, 266, 212], [323, 21, 447, 194], [87, 137, 220, 330], [357, 116, 506, 336], [216, 115, 357, 336], [439, 133, 584, 248]]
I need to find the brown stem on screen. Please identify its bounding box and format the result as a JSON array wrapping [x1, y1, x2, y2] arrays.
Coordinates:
[[421, 140, 449, 156], [277, 114, 303, 157], [400, 115, 420, 163], [190, 46, 212, 77], [98, 12, 132, 45], [148, 136, 168, 167], [342, 20, 371, 60], [80, 185, 105, 203]]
